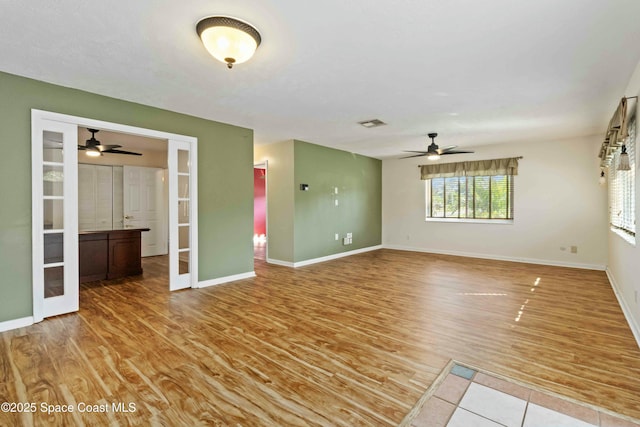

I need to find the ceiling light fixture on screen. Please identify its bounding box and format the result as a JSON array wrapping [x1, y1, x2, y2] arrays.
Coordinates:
[[196, 16, 261, 69], [86, 149, 101, 157]]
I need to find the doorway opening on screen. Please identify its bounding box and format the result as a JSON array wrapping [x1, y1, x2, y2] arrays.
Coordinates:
[[77, 127, 170, 290], [32, 110, 198, 322], [254, 162, 267, 260]]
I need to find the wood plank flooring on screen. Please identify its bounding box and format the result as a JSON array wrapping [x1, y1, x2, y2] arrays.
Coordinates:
[[1, 249, 639, 426]]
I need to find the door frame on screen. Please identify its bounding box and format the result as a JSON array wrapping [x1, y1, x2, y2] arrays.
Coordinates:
[[31, 109, 198, 322], [254, 161, 268, 261]]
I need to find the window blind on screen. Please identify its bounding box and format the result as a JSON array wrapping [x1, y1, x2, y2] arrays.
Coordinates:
[[609, 115, 636, 236], [426, 174, 513, 220]]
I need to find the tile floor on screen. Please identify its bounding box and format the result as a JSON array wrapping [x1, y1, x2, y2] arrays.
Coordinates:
[[407, 363, 640, 427]]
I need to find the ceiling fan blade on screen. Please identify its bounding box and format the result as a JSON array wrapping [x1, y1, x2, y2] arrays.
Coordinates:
[[103, 148, 142, 156], [441, 150, 475, 155], [403, 150, 429, 154], [400, 153, 428, 159], [96, 144, 122, 151], [437, 145, 458, 154], [77, 145, 87, 150]]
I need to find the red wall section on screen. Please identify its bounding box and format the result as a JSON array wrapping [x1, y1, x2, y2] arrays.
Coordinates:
[[254, 168, 266, 236]]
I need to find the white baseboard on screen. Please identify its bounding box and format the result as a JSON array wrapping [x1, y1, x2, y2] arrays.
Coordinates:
[[267, 245, 383, 268], [0, 316, 34, 333], [383, 244, 606, 271], [292, 245, 383, 268], [606, 268, 640, 350], [198, 271, 256, 288], [266, 258, 295, 267]]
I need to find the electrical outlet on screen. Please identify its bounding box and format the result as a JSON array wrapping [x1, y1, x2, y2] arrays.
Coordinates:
[[570, 245, 578, 254]]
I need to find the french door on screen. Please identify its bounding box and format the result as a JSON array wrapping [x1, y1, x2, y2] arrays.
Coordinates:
[[32, 115, 79, 321], [168, 139, 198, 290]]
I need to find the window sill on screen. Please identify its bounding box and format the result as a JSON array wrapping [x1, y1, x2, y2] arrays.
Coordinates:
[[610, 227, 636, 246], [425, 218, 514, 225]]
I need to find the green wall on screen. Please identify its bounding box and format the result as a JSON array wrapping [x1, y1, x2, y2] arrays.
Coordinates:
[[293, 140, 382, 262], [0, 71, 254, 323], [255, 140, 382, 263]]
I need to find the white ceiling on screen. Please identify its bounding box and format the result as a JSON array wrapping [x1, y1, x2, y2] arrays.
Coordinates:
[[2, 0, 640, 158]]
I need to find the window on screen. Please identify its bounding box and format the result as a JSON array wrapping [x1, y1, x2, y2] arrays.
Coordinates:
[[426, 174, 514, 220], [609, 114, 636, 237]]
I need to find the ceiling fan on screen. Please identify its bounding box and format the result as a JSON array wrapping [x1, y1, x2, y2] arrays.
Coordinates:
[[401, 133, 473, 160], [78, 129, 142, 156]]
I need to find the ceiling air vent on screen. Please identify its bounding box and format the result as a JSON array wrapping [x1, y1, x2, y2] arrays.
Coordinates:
[[358, 119, 386, 128]]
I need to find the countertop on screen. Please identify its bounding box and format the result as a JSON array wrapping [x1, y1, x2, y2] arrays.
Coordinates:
[[79, 227, 150, 235]]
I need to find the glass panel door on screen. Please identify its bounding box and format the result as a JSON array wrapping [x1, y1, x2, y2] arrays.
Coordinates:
[[168, 139, 197, 290], [32, 115, 78, 321]]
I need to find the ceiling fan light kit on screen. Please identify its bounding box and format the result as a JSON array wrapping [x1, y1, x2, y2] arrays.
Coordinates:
[[78, 129, 142, 157], [196, 16, 261, 69]]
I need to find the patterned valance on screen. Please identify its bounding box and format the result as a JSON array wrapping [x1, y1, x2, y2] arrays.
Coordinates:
[[599, 97, 630, 167], [420, 157, 520, 180]]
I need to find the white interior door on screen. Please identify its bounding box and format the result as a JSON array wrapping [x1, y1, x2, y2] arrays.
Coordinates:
[[168, 139, 197, 291], [123, 166, 167, 257], [32, 114, 79, 321]]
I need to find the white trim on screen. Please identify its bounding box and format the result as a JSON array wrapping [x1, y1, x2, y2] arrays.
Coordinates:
[[266, 258, 295, 267], [31, 109, 198, 143], [198, 271, 256, 288], [606, 268, 640, 350], [272, 245, 384, 268], [293, 245, 383, 267], [610, 227, 636, 246], [425, 218, 514, 225], [32, 109, 198, 299], [383, 245, 606, 271], [0, 316, 34, 333]]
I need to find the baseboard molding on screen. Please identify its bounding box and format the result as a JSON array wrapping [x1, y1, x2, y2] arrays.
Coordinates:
[[198, 271, 256, 288], [266, 245, 383, 268], [0, 316, 34, 333], [294, 245, 383, 268], [266, 258, 295, 267], [383, 244, 606, 271], [606, 268, 640, 350]]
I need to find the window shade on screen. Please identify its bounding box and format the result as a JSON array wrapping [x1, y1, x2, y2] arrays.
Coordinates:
[[420, 157, 520, 180], [599, 97, 630, 167]]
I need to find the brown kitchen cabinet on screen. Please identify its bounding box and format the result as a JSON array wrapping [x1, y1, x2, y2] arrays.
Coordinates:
[[79, 228, 149, 283]]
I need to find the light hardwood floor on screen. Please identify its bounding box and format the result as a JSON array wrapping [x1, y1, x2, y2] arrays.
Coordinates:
[[1, 250, 639, 426]]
